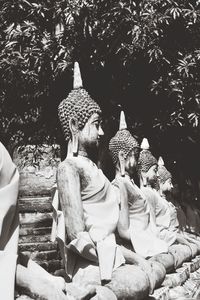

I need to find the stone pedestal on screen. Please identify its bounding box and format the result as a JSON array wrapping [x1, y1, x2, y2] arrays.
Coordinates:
[[13, 144, 61, 196]]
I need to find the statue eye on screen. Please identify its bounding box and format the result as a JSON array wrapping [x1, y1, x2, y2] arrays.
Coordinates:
[[94, 121, 100, 128]]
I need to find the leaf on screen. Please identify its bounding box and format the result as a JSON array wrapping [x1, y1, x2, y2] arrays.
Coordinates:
[[21, 0, 32, 7], [5, 41, 17, 48], [4, 23, 15, 34]]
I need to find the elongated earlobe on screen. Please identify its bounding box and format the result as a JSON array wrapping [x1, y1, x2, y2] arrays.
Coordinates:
[[69, 118, 79, 156], [118, 150, 125, 177], [72, 132, 78, 156], [143, 175, 147, 187]]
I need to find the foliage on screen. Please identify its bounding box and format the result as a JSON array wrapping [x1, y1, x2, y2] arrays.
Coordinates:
[[15, 143, 60, 168], [0, 0, 75, 150], [0, 0, 200, 170], [68, 0, 200, 137]]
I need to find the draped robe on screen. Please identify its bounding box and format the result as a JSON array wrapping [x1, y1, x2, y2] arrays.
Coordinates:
[[52, 156, 124, 282], [141, 186, 177, 246], [0, 142, 19, 300], [113, 175, 168, 258]]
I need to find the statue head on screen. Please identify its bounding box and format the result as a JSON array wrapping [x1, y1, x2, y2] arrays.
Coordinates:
[[138, 138, 158, 187], [58, 62, 103, 156], [157, 156, 173, 193], [109, 111, 139, 177]]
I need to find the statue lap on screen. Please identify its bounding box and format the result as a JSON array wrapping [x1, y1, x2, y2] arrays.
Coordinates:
[[72, 257, 150, 300]]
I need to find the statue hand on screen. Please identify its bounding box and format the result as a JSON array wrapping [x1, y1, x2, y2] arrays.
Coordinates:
[[66, 282, 96, 300], [28, 276, 68, 300], [69, 231, 98, 263], [89, 228, 108, 244]]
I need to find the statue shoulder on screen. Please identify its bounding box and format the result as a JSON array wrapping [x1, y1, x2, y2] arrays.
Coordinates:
[[57, 158, 80, 178]]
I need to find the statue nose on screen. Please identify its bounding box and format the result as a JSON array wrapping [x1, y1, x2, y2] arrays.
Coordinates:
[[98, 126, 104, 136]]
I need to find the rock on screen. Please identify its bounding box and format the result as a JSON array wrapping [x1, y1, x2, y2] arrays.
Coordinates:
[[150, 286, 169, 300], [161, 267, 189, 288]]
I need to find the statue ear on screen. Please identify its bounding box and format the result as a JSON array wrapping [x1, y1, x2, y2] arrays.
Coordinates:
[[118, 150, 125, 177], [69, 118, 79, 156], [69, 118, 79, 134]]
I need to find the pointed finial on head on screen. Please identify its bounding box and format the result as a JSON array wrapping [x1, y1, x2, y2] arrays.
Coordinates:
[[73, 62, 83, 89], [158, 156, 165, 166], [141, 138, 149, 150], [119, 111, 127, 130]]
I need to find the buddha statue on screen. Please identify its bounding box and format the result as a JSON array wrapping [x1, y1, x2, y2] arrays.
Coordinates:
[[55, 63, 160, 299]]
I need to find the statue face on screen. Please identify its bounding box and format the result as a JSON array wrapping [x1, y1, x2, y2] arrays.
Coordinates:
[[145, 164, 158, 186], [78, 113, 104, 150], [160, 178, 173, 193]]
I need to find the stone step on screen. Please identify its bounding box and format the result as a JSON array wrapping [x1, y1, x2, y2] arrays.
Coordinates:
[[19, 233, 51, 243], [17, 191, 61, 277], [21, 250, 61, 261], [19, 212, 53, 227], [18, 242, 58, 252], [37, 259, 62, 273], [19, 226, 52, 236], [18, 196, 52, 213]]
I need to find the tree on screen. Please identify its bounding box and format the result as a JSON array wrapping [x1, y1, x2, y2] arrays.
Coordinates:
[[1, 0, 200, 186], [0, 0, 75, 150]]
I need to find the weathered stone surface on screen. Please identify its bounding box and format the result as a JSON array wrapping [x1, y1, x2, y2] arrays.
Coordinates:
[[149, 253, 175, 273], [21, 250, 61, 262], [19, 196, 52, 213], [19, 226, 52, 237], [19, 233, 51, 243], [161, 267, 189, 288], [19, 212, 53, 226], [37, 259, 62, 273], [90, 286, 117, 300], [149, 261, 166, 290], [183, 260, 200, 273], [72, 258, 150, 299], [19, 242, 58, 252], [13, 144, 60, 196], [66, 283, 115, 300], [169, 244, 192, 268], [18, 193, 61, 274], [168, 285, 188, 299], [107, 265, 150, 300], [150, 286, 169, 300], [188, 243, 198, 258], [192, 256, 200, 269]]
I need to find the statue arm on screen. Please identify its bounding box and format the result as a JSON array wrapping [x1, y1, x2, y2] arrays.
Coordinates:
[[57, 161, 98, 262], [116, 181, 130, 241], [176, 232, 191, 246], [57, 161, 85, 241]]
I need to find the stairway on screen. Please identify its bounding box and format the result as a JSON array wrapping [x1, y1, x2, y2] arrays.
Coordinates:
[[18, 195, 62, 273]]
